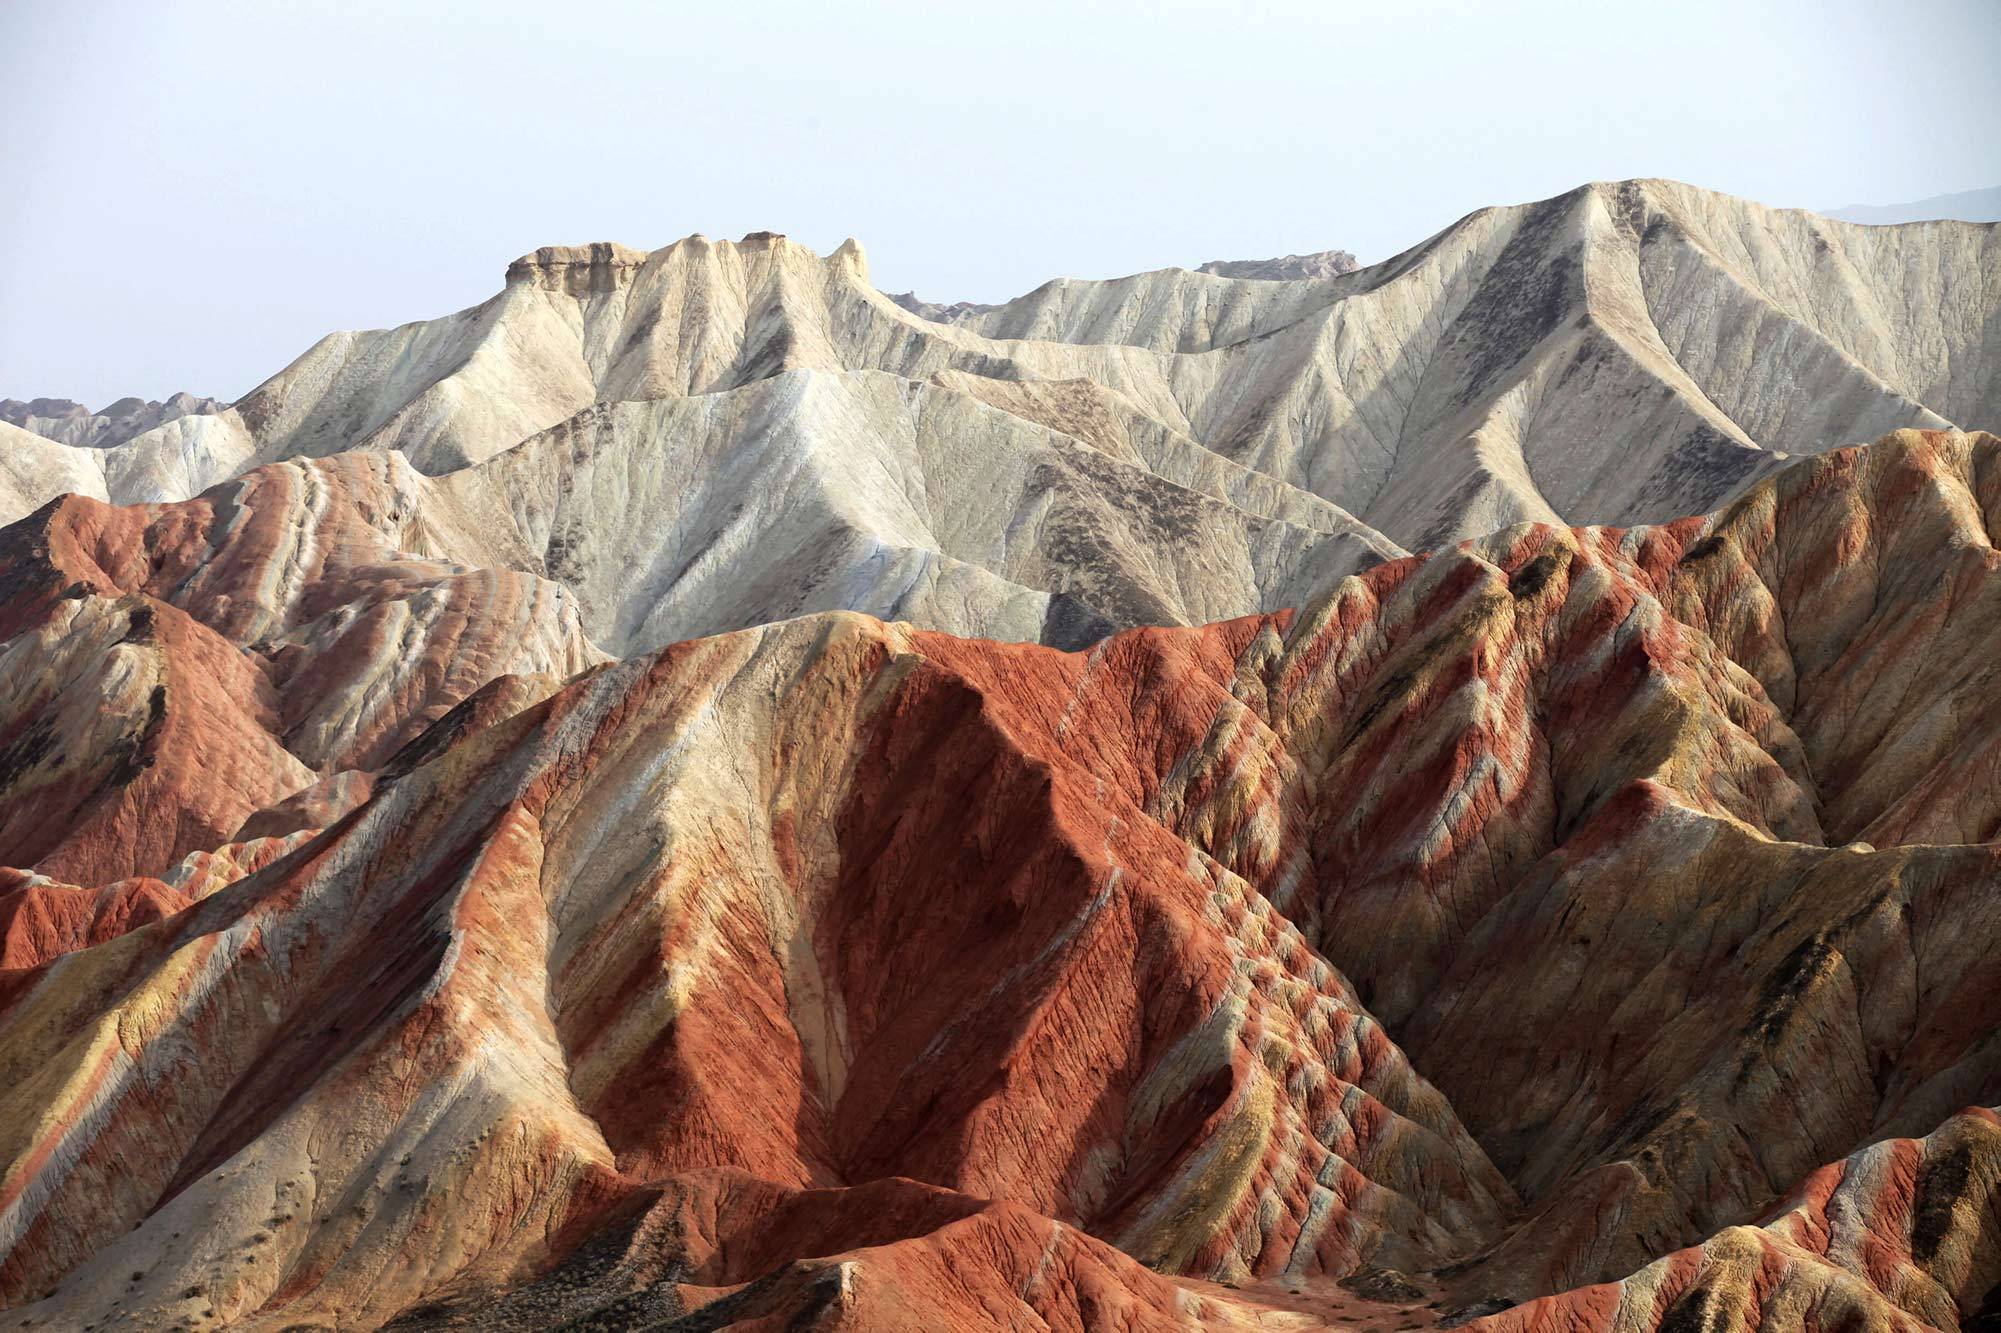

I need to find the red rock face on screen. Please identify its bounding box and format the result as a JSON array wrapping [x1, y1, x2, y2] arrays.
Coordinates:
[[0, 453, 599, 880], [0, 430, 1997, 1331]]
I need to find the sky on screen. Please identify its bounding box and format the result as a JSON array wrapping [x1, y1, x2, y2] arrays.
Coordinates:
[[4, 0, 1997, 407]]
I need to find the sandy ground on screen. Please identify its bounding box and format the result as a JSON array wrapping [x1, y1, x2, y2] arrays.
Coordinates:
[[1184, 1271, 1464, 1330]]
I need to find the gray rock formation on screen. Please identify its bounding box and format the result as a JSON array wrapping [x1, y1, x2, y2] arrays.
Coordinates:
[[418, 370, 1397, 652], [3, 180, 1996, 650]]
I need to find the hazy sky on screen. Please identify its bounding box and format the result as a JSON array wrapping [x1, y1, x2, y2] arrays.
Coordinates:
[[5, 0, 1997, 407]]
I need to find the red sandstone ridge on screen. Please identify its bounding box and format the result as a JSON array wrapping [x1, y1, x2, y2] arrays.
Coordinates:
[[1483, 1107, 2001, 1333], [0, 430, 1997, 1330], [0, 452, 599, 880]]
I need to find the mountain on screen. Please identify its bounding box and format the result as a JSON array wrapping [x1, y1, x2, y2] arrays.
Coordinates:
[[3, 179, 1994, 655], [1824, 186, 2001, 226], [1, 178, 2000, 1330], [1488, 1105, 2001, 1333], [0, 392, 225, 449]]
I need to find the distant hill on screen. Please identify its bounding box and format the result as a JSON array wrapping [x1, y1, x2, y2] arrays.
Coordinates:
[[1196, 247, 1359, 280], [0, 391, 223, 448], [1823, 185, 2001, 225]]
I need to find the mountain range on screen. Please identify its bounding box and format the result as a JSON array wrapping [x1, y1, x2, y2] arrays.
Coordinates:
[[6, 178, 1996, 653], [0, 179, 1998, 1332]]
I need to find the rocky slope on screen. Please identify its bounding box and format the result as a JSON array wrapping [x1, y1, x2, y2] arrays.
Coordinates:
[[1487, 1107, 2001, 1333], [890, 248, 1361, 322], [420, 370, 1398, 652], [0, 429, 1999, 1330], [885, 290, 1001, 322]]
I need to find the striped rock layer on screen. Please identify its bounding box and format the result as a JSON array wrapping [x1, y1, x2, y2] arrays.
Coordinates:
[[0, 452, 600, 884], [0, 430, 1996, 1330]]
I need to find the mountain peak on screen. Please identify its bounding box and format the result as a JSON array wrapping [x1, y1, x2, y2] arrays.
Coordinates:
[[829, 235, 867, 279]]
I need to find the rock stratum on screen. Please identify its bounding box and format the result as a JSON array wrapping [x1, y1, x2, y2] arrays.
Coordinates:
[[0, 180, 1998, 1331]]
